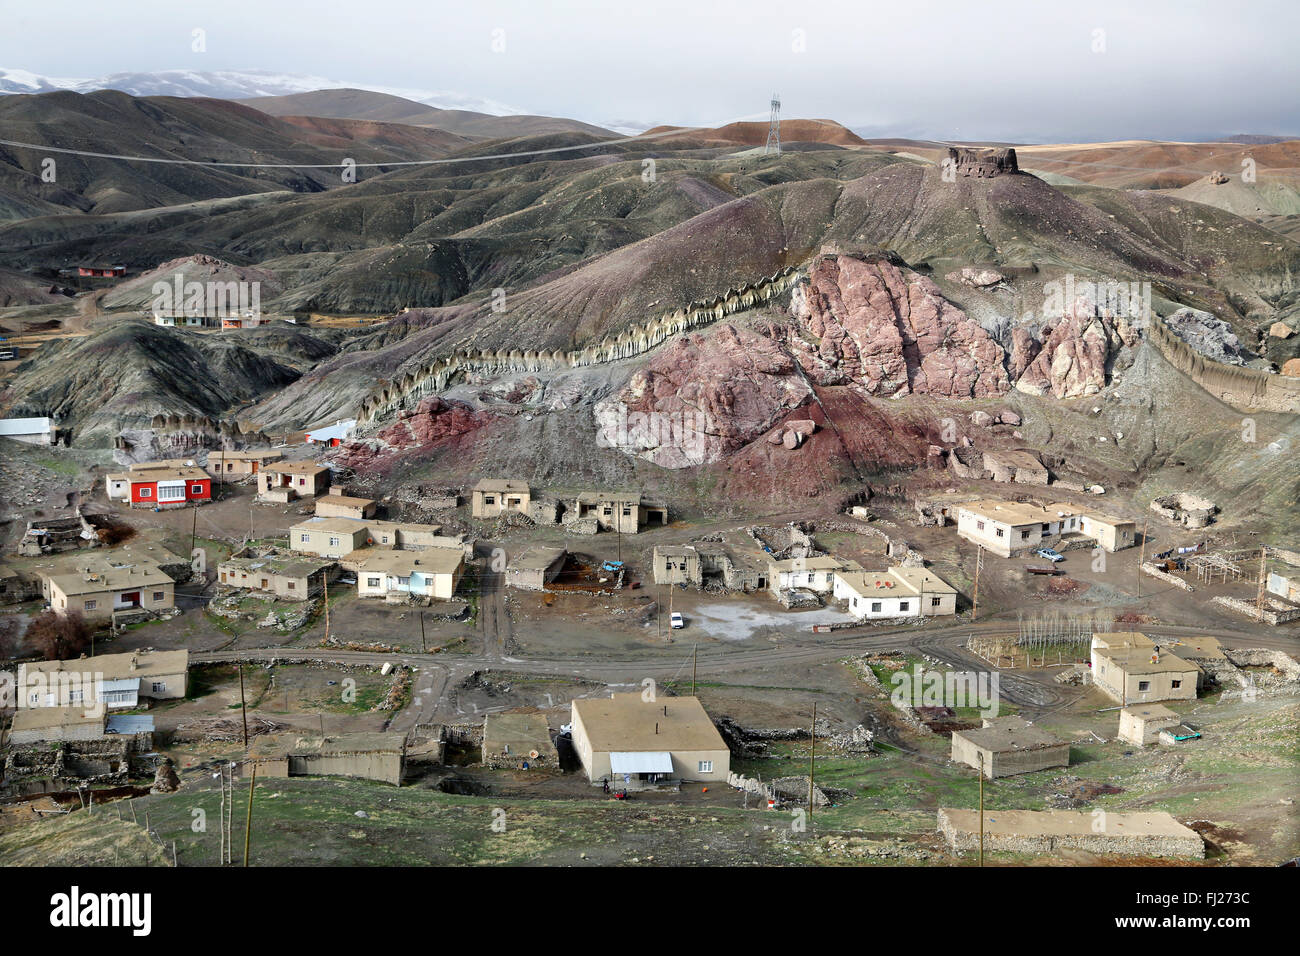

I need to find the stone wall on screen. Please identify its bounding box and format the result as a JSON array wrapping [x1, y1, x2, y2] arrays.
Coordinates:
[[937, 809, 1204, 860], [357, 266, 802, 424], [1148, 315, 1300, 413]]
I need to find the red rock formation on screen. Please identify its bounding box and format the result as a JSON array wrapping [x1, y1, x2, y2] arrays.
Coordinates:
[[1008, 328, 1042, 380], [333, 397, 496, 470], [791, 254, 1010, 399], [594, 324, 814, 466]]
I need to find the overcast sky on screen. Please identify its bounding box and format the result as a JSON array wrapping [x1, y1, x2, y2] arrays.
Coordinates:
[[4, 0, 1297, 141]]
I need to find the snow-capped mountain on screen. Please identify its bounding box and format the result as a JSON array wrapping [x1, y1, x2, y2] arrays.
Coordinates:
[[0, 67, 522, 116]]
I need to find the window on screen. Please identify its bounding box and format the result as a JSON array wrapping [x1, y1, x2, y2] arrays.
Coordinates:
[[287, 582, 295, 590], [996, 528, 1005, 537], [931, 596, 942, 607], [1138, 681, 1150, 692], [28, 692, 39, 706], [139, 487, 152, 497], [871, 601, 882, 613], [329, 537, 340, 547], [152, 591, 164, 602], [300, 533, 310, 543], [367, 577, 380, 588], [381, 535, 390, 544], [70, 689, 83, 703], [697, 760, 713, 773], [807, 573, 815, 584], [899, 601, 910, 612], [622, 507, 631, 516], [192, 484, 203, 494], [976, 520, 985, 531], [84, 599, 97, 610], [1020, 529, 1031, 540], [484, 495, 496, 505], [297, 477, 306, 486], [152, 681, 166, 693], [1171, 679, 1181, 689]]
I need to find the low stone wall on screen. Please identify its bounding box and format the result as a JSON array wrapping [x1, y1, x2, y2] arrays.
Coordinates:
[[1212, 595, 1300, 625], [938, 808, 1204, 860], [1141, 563, 1195, 590]]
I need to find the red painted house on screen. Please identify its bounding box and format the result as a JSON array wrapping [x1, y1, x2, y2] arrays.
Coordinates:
[[77, 264, 127, 278], [128, 466, 212, 508]]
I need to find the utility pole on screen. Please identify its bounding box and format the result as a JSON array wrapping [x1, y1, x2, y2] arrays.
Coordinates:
[[692, 645, 698, 696], [190, 502, 198, 564], [657, 583, 662, 641], [1256, 546, 1268, 622], [807, 701, 817, 825], [242, 763, 257, 867], [978, 751, 985, 867], [971, 547, 982, 622], [218, 769, 226, 865], [419, 611, 427, 653], [238, 659, 249, 748], [1137, 516, 1148, 598], [323, 573, 331, 643]]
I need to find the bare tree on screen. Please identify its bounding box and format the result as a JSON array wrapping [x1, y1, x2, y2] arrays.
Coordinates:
[[25, 610, 92, 661]]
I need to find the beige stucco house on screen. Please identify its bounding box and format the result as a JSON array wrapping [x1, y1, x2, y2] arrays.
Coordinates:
[[1090, 632, 1199, 704], [44, 560, 175, 622], [950, 715, 1070, 778], [569, 693, 730, 788], [833, 566, 958, 619], [471, 479, 531, 518], [18, 649, 188, 710], [355, 547, 464, 602]]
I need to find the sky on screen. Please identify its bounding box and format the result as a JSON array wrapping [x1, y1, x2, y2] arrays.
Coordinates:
[[3, 0, 1298, 142]]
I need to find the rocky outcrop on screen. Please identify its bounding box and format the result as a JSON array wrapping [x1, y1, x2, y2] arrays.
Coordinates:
[[1008, 328, 1041, 380], [1014, 313, 1124, 399], [1165, 307, 1258, 367], [593, 324, 813, 467], [334, 397, 496, 471], [790, 254, 1010, 399]]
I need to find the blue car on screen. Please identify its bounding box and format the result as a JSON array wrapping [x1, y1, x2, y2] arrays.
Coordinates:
[[1034, 547, 1065, 562]]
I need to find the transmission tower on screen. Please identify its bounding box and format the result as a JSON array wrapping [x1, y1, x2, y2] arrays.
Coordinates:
[[764, 93, 781, 155]]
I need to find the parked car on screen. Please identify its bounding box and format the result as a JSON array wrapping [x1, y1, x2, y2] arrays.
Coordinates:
[[670, 612, 685, 629], [1034, 547, 1065, 562]]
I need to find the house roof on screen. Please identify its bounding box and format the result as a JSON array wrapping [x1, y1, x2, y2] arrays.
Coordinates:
[[47, 560, 175, 596], [316, 494, 376, 510], [11, 706, 103, 732], [292, 516, 372, 535], [246, 732, 405, 759], [483, 712, 555, 755], [105, 714, 155, 735], [209, 449, 283, 462], [953, 717, 1067, 753], [654, 545, 698, 558], [0, 417, 53, 435], [507, 547, 567, 573], [837, 566, 958, 599], [355, 547, 464, 576], [219, 551, 333, 579], [573, 490, 641, 505], [129, 466, 208, 484], [22, 649, 188, 681], [305, 420, 357, 443], [769, 554, 858, 573], [473, 478, 529, 493], [266, 461, 330, 476], [1094, 645, 1199, 674], [573, 693, 726, 753], [1120, 704, 1177, 722]]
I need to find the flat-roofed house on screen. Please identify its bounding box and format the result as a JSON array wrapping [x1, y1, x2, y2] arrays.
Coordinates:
[[18, 649, 188, 710], [1118, 704, 1181, 747], [768, 555, 860, 596], [0, 416, 56, 446], [571, 491, 645, 534], [482, 712, 559, 769], [471, 479, 530, 519], [304, 419, 357, 447], [258, 462, 332, 501], [289, 516, 372, 559], [956, 499, 1073, 558], [833, 566, 959, 618], [569, 693, 730, 788], [1090, 632, 1199, 704], [314, 488, 378, 520], [950, 715, 1070, 778], [205, 448, 283, 478], [1077, 511, 1137, 552], [982, 449, 1049, 485], [652, 545, 702, 586], [218, 549, 335, 601], [244, 732, 405, 785], [355, 547, 464, 602], [8, 707, 106, 745], [43, 559, 175, 622], [505, 547, 567, 591]]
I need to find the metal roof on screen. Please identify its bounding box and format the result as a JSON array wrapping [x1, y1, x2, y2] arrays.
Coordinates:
[[0, 417, 52, 435], [610, 751, 674, 774], [105, 715, 155, 735]]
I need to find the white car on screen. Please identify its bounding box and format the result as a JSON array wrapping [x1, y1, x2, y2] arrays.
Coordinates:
[[670, 612, 685, 629]]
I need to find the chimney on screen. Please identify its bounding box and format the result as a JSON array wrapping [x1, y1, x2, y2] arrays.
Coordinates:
[[129, 653, 138, 672]]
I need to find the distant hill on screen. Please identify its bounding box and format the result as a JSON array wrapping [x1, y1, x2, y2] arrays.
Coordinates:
[[239, 88, 615, 140], [642, 119, 867, 148]]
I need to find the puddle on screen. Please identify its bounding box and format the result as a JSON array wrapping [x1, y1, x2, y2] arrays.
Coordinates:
[[686, 603, 856, 641]]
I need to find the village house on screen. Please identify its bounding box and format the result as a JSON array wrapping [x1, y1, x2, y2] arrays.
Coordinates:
[[314, 487, 379, 520], [832, 566, 959, 619], [258, 461, 332, 501], [18, 649, 188, 710], [652, 545, 702, 586], [43, 559, 175, 623], [243, 732, 406, 785], [470, 479, 531, 519], [982, 449, 1049, 485], [768, 554, 861, 596], [354, 547, 465, 602], [569, 693, 730, 788], [289, 516, 372, 558], [1117, 704, 1182, 747], [304, 419, 357, 446], [8, 707, 155, 747], [204, 448, 283, 478], [218, 548, 336, 601], [0, 416, 57, 446], [568, 491, 669, 534], [77, 264, 126, 278], [105, 461, 211, 507], [504, 547, 567, 591], [956, 499, 1135, 558], [1090, 632, 1200, 704], [950, 715, 1070, 778]]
